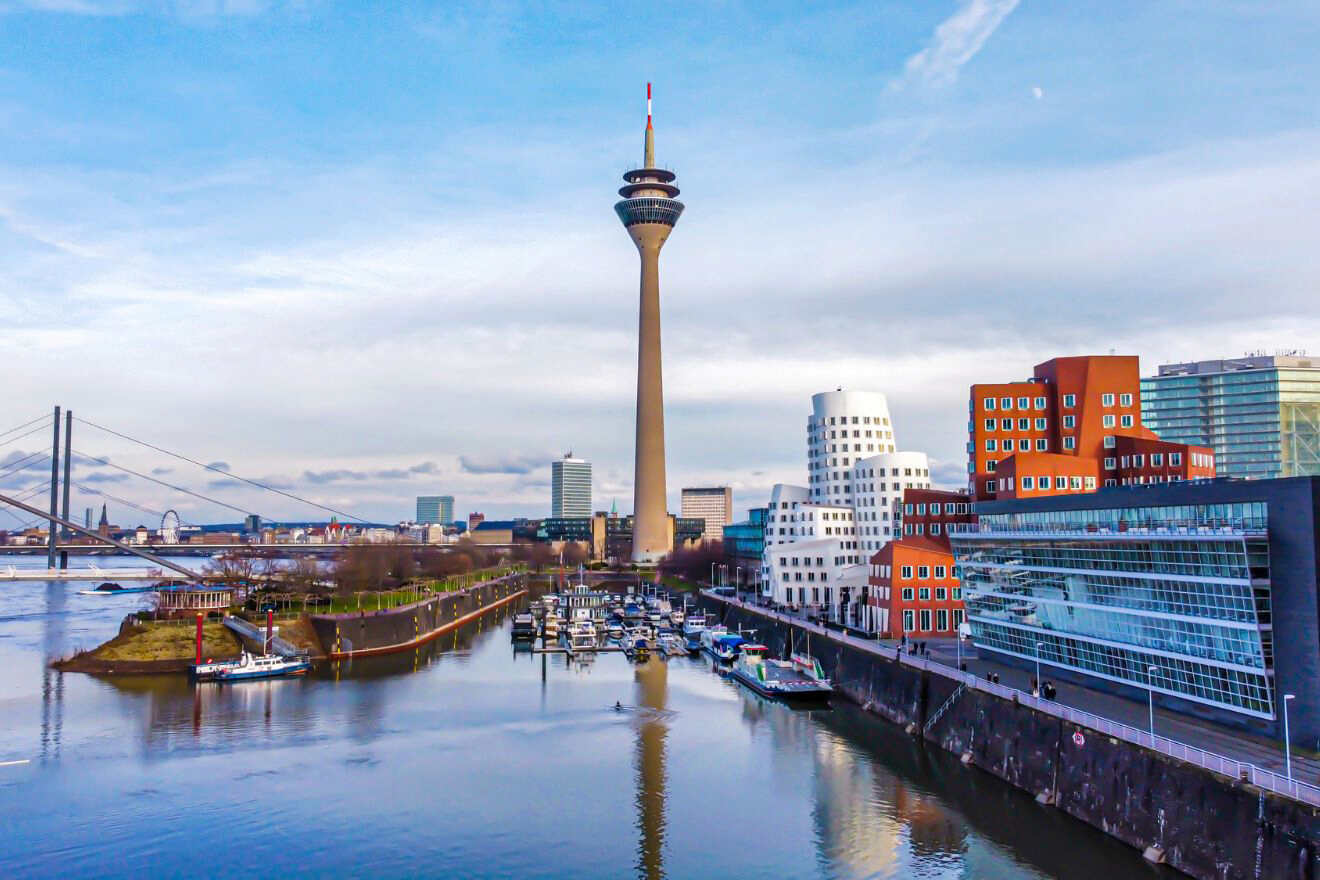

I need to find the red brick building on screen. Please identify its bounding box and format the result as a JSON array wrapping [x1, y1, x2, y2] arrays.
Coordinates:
[[866, 488, 971, 639], [969, 355, 1214, 500]]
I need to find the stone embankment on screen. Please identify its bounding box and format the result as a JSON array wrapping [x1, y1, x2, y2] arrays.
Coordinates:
[[308, 575, 527, 659], [700, 594, 1320, 880]]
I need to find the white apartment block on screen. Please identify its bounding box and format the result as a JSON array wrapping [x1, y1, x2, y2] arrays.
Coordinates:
[[761, 390, 932, 629], [680, 486, 734, 541]]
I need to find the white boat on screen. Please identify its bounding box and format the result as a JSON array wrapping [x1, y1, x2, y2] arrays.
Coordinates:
[[669, 608, 685, 627], [621, 625, 655, 658], [682, 613, 708, 650], [564, 618, 597, 653], [658, 632, 688, 657], [544, 612, 561, 639], [606, 621, 625, 639], [192, 650, 310, 683], [700, 625, 745, 663]]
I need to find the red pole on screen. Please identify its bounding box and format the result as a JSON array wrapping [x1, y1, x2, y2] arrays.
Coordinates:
[[195, 612, 204, 666], [266, 609, 274, 655]]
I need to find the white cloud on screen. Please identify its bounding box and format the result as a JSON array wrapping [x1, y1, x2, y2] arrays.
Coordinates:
[[892, 0, 1021, 89]]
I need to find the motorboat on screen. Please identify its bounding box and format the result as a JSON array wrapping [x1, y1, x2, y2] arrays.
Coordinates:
[[621, 625, 655, 659], [669, 607, 685, 627], [682, 612, 708, 651], [700, 626, 745, 663], [192, 650, 310, 683], [544, 612, 561, 640], [564, 618, 597, 653], [658, 632, 688, 657], [606, 621, 625, 640], [511, 611, 537, 640], [728, 645, 832, 700]]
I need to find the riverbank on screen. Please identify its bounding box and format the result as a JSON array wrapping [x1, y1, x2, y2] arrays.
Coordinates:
[[54, 618, 241, 675], [698, 590, 1320, 880]]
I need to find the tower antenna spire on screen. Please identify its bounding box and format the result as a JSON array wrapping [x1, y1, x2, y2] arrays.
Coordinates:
[[644, 82, 655, 168]]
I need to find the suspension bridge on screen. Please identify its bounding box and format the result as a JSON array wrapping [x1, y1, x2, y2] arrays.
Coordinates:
[[0, 406, 381, 582]]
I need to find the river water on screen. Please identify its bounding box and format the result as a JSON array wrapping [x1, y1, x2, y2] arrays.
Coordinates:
[[0, 556, 1161, 879]]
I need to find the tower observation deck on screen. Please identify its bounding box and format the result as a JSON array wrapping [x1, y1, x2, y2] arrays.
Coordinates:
[[616, 83, 683, 564]]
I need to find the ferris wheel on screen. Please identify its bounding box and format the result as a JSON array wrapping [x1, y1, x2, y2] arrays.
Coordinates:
[[161, 509, 181, 544]]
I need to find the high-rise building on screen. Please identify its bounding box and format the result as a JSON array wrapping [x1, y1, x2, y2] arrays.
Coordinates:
[[968, 355, 1215, 501], [551, 454, 592, 518], [762, 389, 933, 630], [951, 477, 1320, 744], [680, 487, 733, 541], [616, 83, 683, 564], [416, 495, 454, 525], [1141, 355, 1320, 479]]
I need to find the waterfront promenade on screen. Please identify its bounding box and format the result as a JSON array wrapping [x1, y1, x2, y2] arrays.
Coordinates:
[[704, 587, 1320, 805]]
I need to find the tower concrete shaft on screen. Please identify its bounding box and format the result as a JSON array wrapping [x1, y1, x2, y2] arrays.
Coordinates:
[[615, 83, 683, 564]]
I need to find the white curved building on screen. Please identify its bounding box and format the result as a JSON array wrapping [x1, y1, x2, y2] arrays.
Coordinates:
[[762, 390, 932, 631]]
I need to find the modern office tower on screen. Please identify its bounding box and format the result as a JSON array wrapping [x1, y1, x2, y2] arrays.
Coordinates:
[[680, 486, 733, 541], [722, 507, 768, 570], [762, 389, 933, 630], [951, 476, 1320, 745], [551, 454, 592, 518], [416, 495, 454, 525], [1142, 354, 1320, 479], [968, 355, 1216, 501], [615, 83, 684, 564]]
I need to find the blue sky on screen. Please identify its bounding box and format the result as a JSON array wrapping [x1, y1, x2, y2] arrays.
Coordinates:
[[2, 0, 1318, 526]]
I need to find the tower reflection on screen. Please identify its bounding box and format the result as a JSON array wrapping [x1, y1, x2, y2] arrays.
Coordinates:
[[633, 656, 668, 879]]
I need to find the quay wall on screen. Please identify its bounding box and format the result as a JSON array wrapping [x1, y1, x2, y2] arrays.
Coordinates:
[[309, 577, 526, 658], [699, 596, 1320, 880]]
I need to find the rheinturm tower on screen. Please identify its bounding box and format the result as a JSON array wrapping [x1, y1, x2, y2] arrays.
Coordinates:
[[615, 83, 684, 564]]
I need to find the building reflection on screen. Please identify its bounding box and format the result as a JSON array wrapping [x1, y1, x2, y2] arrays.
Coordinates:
[[633, 656, 668, 880]]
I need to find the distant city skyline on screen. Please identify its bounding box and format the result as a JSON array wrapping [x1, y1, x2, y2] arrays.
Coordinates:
[[2, 2, 1318, 524]]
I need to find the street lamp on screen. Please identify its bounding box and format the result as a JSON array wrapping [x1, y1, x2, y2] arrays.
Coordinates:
[[1147, 665, 1159, 739], [1035, 641, 1044, 697], [709, 562, 716, 589], [1284, 693, 1297, 784]]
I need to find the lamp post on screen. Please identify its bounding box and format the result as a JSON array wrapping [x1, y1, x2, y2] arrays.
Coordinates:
[[709, 562, 716, 589], [1147, 665, 1159, 739], [1284, 693, 1296, 784], [1035, 641, 1044, 697]]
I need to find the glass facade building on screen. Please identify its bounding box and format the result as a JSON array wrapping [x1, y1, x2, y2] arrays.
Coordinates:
[[950, 477, 1320, 741], [1142, 355, 1320, 479], [722, 507, 768, 563], [416, 495, 454, 525]]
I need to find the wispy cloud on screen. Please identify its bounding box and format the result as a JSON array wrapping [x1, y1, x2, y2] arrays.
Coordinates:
[[459, 453, 550, 476], [892, 0, 1020, 89]]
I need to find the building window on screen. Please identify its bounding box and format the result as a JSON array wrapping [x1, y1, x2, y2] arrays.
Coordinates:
[[1036, 438, 1048, 451], [1084, 476, 1096, 489], [900, 565, 912, 579], [918, 587, 930, 600], [903, 610, 915, 633], [1018, 418, 1030, 431], [1069, 476, 1082, 489], [931, 523, 941, 535], [1120, 392, 1133, 406], [1055, 476, 1067, 489], [1034, 418, 1047, 430], [1104, 435, 1116, 449], [1001, 397, 1013, 409], [1019, 439, 1031, 452], [936, 609, 948, 631], [1017, 397, 1029, 409], [1063, 393, 1076, 408], [1102, 393, 1115, 406], [1063, 436, 1076, 450], [1034, 397, 1046, 410], [935, 587, 948, 601], [901, 587, 914, 601], [1170, 452, 1182, 466], [1132, 454, 1144, 467], [986, 460, 997, 472], [1000, 418, 1012, 430], [984, 418, 996, 431], [1103, 457, 1116, 469], [1121, 414, 1134, 428], [984, 397, 996, 410], [1152, 453, 1164, 465], [1102, 414, 1116, 428], [919, 609, 932, 631], [984, 480, 995, 493], [1063, 415, 1075, 428], [952, 588, 962, 601], [1104, 478, 1117, 487], [918, 566, 930, 578], [1021, 476, 1034, 490], [934, 566, 946, 579]]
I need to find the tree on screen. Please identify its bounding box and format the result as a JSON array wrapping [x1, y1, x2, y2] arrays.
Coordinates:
[[659, 540, 726, 583], [560, 542, 589, 568], [206, 551, 261, 584]]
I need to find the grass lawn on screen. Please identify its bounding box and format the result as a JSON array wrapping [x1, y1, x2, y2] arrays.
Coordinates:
[[94, 622, 239, 662]]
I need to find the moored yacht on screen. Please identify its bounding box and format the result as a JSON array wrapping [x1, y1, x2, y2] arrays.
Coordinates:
[[728, 645, 832, 701]]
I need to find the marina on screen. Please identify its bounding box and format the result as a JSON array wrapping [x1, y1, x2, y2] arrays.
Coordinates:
[[0, 563, 1161, 879]]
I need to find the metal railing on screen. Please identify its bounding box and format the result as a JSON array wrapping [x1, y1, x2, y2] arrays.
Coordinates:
[[706, 589, 1320, 808]]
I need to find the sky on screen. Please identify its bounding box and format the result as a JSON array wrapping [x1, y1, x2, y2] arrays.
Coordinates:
[[2, 0, 1319, 528]]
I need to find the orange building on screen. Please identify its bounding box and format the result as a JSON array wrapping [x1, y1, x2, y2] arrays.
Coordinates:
[[969, 355, 1214, 500], [866, 488, 972, 639]]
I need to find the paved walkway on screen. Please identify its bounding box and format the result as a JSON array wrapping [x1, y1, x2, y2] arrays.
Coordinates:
[[708, 589, 1320, 786]]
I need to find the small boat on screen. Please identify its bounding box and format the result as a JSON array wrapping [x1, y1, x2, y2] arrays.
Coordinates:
[[701, 626, 745, 663], [658, 632, 688, 657], [621, 625, 655, 659], [192, 650, 310, 683], [511, 611, 537, 640], [623, 602, 644, 623], [606, 621, 625, 640], [728, 645, 832, 701], [682, 613, 708, 651], [544, 612, 561, 640], [669, 608, 685, 627], [563, 618, 597, 653]]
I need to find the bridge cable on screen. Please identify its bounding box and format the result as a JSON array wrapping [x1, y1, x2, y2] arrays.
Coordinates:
[[0, 451, 51, 484], [72, 482, 192, 527], [74, 417, 369, 523], [70, 448, 263, 520], [0, 421, 57, 451], [0, 414, 52, 445]]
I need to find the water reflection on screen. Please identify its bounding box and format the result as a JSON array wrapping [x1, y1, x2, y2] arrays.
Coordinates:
[[40, 581, 65, 762], [633, 656, 668, 879]]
